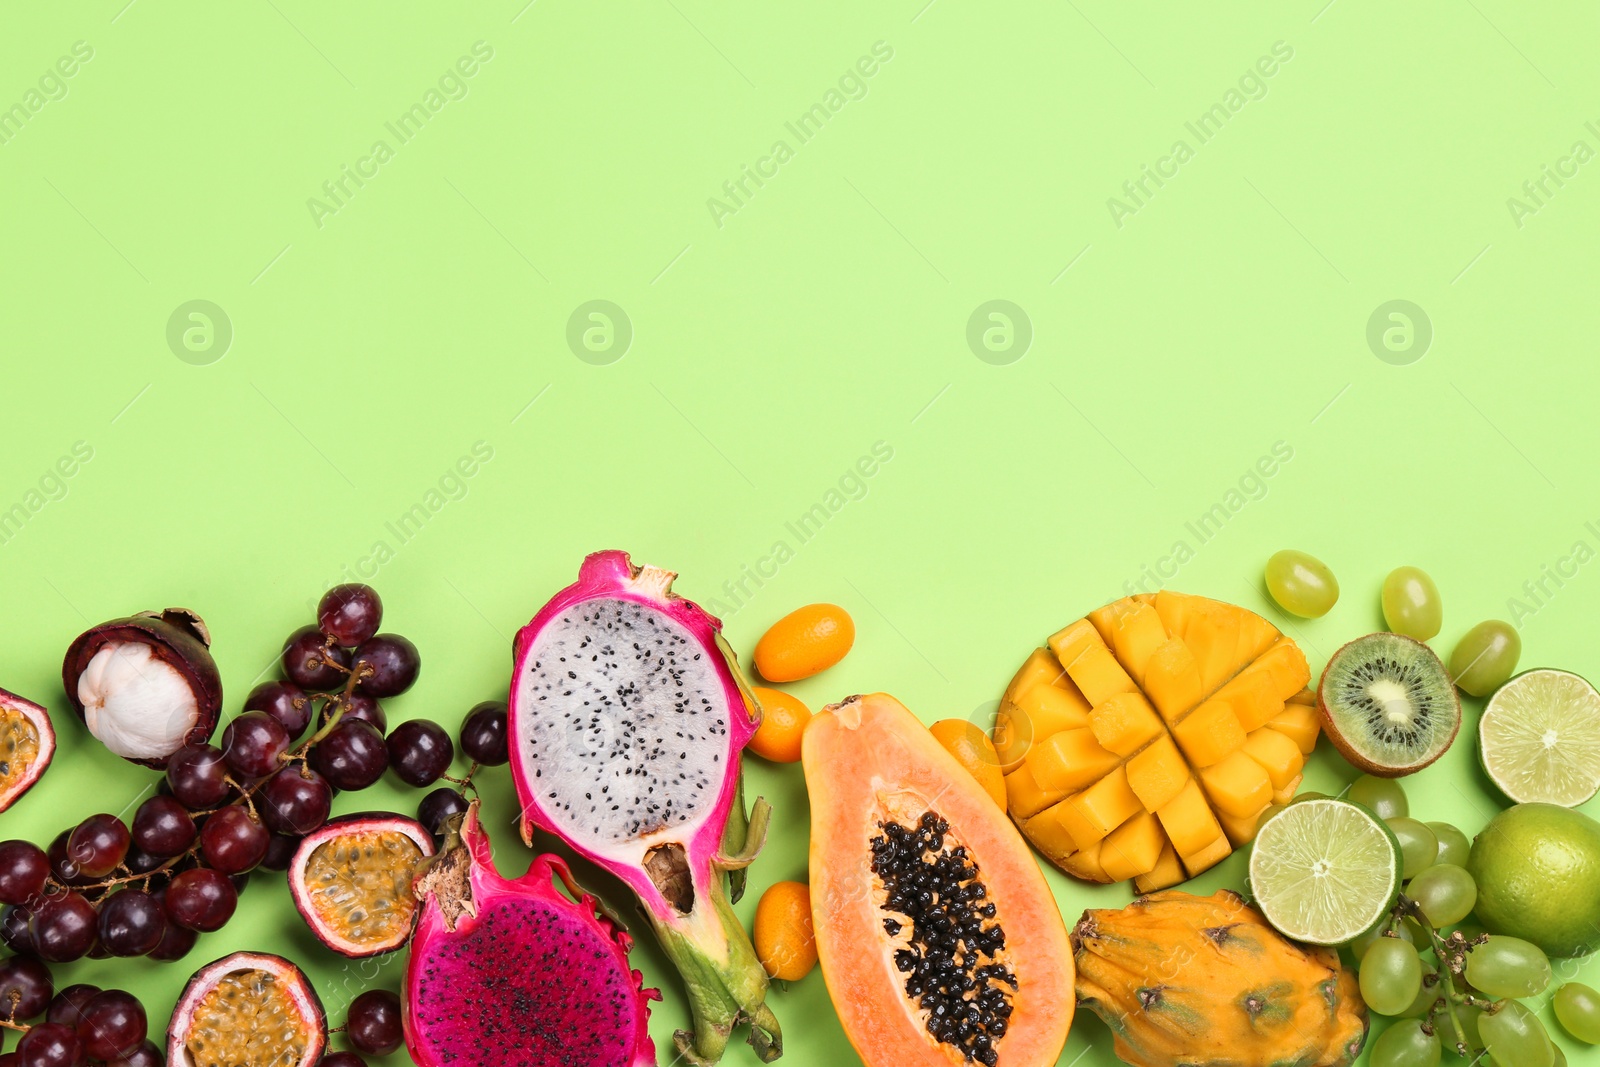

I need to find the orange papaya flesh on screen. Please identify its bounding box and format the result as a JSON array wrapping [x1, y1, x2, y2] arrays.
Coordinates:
[[804, 693, 1074, 1067]]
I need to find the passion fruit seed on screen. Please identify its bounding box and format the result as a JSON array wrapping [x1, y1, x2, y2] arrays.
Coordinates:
[[304, 830, 423, 950], [185, 970, 308, 1067], [870, 811, 1014, 1067]]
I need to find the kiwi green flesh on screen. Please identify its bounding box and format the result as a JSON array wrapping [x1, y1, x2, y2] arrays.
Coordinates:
[[1319, 632, 1461, 775]]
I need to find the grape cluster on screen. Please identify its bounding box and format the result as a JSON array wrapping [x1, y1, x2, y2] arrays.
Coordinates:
[[0, 962, 159, 1067], [1343, 775, 1575, 1067]]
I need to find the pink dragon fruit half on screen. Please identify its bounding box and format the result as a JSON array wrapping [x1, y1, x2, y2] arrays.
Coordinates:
[[403, 800, 659, 1067], [509, 550, 779, 1065]]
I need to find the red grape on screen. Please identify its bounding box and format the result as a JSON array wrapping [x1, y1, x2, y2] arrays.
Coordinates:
[[243, 680, 313, 738], [418, 788, 469, 839], [460, 701, 509, 765], [331, 693, 386, 733], [131, 795, 197, 858], [353, 634, 420, 697], [282, 626, 352, 690], [318, 584, 383, 647], [260, 832, 302, 872], [199, 806, 270, 874], [387, 719, 453, 787], [78, 989, 147, 1060], [97, 889, 168, 957], [1, 903, 37, 955], [165, 744, 231, 810], [105, 1040, 163, 1067], [15, 1021, 83, 1067], [318, 1055, 368, 1067], [346, 989, 403, 1055], [259, 768, 332, 835], [28, 892, 98, 963], [0, 956, 52, 1020], [163, 868, 236, 932], [0, 840, 50, 905], [144, 914, 197, 961], [310, 720, 388, 790], [220, 711, 290, 780], [45, 983, 99, 1027]]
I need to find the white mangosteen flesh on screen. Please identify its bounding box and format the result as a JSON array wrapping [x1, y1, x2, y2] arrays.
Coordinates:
[[78, 641, 201, 761]]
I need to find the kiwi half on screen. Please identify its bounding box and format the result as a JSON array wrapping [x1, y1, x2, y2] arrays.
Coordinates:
[[1317, 632, 1460, 777]]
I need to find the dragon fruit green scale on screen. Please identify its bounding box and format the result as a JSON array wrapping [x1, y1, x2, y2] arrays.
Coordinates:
[[509, 550, 781, 1065]]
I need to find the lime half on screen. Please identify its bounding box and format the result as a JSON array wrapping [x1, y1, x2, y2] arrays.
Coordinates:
[[1248, 797, 1401, 945], [1481, 668, 1600, 806]]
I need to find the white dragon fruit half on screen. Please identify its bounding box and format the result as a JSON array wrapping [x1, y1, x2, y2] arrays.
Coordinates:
[[508, 550, 779, 1066]]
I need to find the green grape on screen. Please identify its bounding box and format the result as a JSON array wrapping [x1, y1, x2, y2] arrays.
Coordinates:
[[1478, 999, 1554, 1067], [1459, 1005, 1485, 1053], [1554, 981, 1600, 1043], [1361, 937, 1424, 1016], [1266, 549, 1340, 618], [1370, 1017, 1443, 1067], [1350, 918, 1414, 960], [1383, 566, 1444, 641], [1552, 1045, 1567, 1067], [1427, 821, 1471, 868], [1349, 774, 1410, 820], [1407, 863, 1477, 927], [1448, 620, 1521, 697], [1399, 961, 1440, 1017], [1465, 935, 1552, 999], [1389, 817, 1440, 879]]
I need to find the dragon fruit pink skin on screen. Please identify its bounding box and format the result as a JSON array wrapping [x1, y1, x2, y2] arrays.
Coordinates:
[[403, 801, 659, 1067], [509, 550, 779, 1065]]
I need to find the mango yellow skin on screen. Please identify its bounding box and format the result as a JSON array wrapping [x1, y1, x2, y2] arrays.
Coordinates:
[[1073, 889, 1368, 1067]]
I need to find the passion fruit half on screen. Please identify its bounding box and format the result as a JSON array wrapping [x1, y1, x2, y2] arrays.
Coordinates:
[[167, 951, 326, 1067], [288, 812, 433, 958], [0, 687, 55, 813]]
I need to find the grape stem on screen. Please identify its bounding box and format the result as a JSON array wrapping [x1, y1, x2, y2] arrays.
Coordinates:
[[1392, 894, 1475, 1057]]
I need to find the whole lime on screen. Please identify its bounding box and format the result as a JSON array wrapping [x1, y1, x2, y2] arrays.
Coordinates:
[[1467, 803, 1600, 958]]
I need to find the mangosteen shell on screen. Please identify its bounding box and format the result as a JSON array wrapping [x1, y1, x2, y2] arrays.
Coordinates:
[[61, 608, 223, 769]]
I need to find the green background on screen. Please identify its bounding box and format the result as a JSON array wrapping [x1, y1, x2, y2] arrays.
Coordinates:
[[2, 0, 1597, 1063]]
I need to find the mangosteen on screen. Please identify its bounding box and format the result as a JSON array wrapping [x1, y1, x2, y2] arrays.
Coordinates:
[[62, 609, 222, 768]]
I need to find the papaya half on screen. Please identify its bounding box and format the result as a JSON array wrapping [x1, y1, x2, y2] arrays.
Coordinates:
[[804, 693, 1073, 1067]]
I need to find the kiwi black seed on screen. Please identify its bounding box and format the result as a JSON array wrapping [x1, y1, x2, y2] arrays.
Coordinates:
[[1316, 632, 1461, 777]]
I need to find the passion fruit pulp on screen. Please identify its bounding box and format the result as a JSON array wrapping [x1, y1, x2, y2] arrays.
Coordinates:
[[288, 813, 433, 958], [0, 687, 55, 813], [167, 952, 326, 1067]]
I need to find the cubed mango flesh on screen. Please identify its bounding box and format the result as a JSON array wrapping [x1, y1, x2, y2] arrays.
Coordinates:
[[1266, 703, 1320, 756], [1023, 728, 1120, 793], [1088, 692, 1164, 757], [995, 591, 1308, 891], [1048, 619, 1101, 669], [1023, 804, 1081, 866], [1133, 843, 1186, 893], [1058, 767, 1142, 851], [1097, 601, 1168, 685], [1065, 645, 1137, 707], [1156, 779, 1224, 856], [1241, 727, 1305, 791], [1218, 803, 1269, 847], [1172, 699, 1246, 768], [1061, 840, 1111, 883], [1124, 735, 1189, 812], [1100, 812, 1168, 883], [1004, 760, 1066, 820], [1198, 750, 1272, 818], [1180, 833, 1233, 877]]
